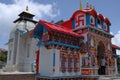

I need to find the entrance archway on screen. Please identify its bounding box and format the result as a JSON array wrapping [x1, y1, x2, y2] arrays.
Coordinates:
[[97, 41, 106, 75]]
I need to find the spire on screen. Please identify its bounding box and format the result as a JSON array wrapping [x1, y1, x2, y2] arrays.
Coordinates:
[[86, 0, 89, 9], [26, 5, 29, 12], [80, 0, 83, 10], [90, 4, 92, 9]]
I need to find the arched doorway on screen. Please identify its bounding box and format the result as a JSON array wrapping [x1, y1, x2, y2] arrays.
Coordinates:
[[97, 41, 106, 75]]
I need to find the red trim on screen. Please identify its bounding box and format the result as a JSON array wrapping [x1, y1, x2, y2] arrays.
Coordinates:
[[112, 44, 120, 50], [39, 20, 84, 39], [104, 17, 111, 26], [97, 14, 104, 20], [36, 50, 40, 74], [90, 23, 95, 27], [30, 23, 39, 36], [104, 30, 108, 32]]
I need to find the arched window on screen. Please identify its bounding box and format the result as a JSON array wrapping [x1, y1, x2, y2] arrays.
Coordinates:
[[97, 18, 102, 29], [74, 53, 79, 72], [61, 54, 66, 73], [104, 23, 107, 31], [91, 55, 96, 66], [90, 16, 95, 24]]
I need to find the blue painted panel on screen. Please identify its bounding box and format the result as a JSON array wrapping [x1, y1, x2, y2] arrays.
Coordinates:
[[72, 19, 75, 29], [86, 14, 90, 26], [33, 24, 43, 40], [101, 21, 104, 30], [41, 41, 82, 50], [95, 18, 98, 28], [53, 53, 55, 67], [43, 27, 48, 33]]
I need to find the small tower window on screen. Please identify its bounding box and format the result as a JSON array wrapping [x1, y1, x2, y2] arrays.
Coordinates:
[[97, 18, 102, 29], [90, 16, 95, 24], [97, 18, 101, 25], [104, 23, 107, 31]]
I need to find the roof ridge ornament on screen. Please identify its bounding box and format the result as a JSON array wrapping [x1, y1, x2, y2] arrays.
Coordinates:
[[80, 0, 83, 10], [90, 4, 92, 9], [93, 6, 95, 10], [26, 5, 29, 12], [90, 4, 95, 10]]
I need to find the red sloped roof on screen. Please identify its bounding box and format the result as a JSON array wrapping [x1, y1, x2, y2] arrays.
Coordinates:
[[112, 44, 120, 50], [61, 20, 72, 30], [39, 20, 84, 39]]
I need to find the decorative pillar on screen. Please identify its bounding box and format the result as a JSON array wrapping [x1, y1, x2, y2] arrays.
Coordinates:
[[79, 51, 82, 75], [53, 49, 56, 73], [36, 50, 40, 74], [115, 58, 118, 75], [15, 30, 21, 71]]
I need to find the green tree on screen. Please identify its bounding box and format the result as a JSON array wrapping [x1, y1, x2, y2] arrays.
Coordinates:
[[0, 51, 7, 62]]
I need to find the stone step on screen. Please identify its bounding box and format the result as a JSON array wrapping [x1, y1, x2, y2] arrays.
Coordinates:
[[99, 76, 120, 80]]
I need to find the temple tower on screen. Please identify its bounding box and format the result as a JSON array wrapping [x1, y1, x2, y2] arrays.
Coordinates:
[[6, 7, 38, 72]]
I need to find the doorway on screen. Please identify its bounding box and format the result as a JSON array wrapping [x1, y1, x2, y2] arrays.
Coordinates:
[[97, 41, 106, 75]]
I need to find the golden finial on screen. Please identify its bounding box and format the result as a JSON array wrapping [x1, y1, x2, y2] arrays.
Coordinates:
[[26, 5, 29, 12], [86, 0, 89, 9], [90, 4, 92, 9], [93, 6, 95, 10], [80, 0, 83, 10]]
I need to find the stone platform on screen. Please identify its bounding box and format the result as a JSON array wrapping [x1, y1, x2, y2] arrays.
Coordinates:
[[0, 72, 120, 80], [0, 72, 35, 80]]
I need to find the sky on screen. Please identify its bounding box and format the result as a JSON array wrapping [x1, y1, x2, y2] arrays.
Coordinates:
[[0, 0, 120, 54]]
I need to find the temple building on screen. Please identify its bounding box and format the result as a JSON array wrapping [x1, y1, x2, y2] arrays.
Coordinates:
[[5, 1, 120, 80]]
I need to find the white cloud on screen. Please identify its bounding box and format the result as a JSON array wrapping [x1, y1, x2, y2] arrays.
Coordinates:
[[112, 31, 120, 55], [0, 0, 59, 49]]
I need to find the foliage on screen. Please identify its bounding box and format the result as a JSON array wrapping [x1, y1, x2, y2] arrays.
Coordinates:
[[0, 51, 7, 62], [117, 56, 120, 73]]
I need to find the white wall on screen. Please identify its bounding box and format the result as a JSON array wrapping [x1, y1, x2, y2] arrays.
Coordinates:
[[39, 46, 55, 76], [18, 37, 38, 72], [53, 49, 60, 76]]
